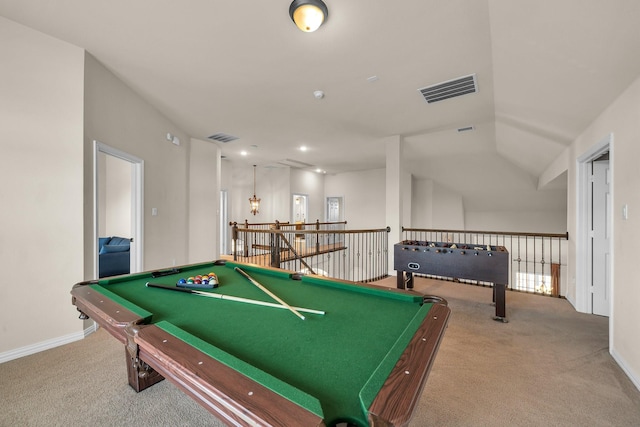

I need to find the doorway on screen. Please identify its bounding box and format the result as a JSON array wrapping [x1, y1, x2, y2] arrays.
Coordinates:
[[292, 194, 308, 224], [576, 134, 612, 316], [93, 141, 144, 278], [220, 190, 229, 255]]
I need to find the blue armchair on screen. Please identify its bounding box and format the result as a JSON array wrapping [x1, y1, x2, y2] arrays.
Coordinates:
[[98, 236, 131, 278]]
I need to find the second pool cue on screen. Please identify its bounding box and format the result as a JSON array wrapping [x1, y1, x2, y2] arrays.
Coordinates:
[[234, 267, 306, 320], [145, 282, 324, 315]]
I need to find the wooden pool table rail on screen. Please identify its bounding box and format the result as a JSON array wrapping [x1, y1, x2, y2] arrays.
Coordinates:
[[71, 272, 450, 427]]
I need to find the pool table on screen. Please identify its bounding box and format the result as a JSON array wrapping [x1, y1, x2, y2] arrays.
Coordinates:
[[71, 260, 450, 427]]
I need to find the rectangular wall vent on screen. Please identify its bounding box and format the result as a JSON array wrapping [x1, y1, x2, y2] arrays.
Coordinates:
[[276, 158, 315, 169], [418, 74, 477, 104], [457, 126, 475, 132], [208, 133, 239, 143]]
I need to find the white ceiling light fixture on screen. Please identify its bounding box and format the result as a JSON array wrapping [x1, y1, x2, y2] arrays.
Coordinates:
[[289, 0, 328, 33]]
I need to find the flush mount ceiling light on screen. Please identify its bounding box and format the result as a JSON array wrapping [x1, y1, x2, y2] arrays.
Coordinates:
[[289, 0, 328, 32]]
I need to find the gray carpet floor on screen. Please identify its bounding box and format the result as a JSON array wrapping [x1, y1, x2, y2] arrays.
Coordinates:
[[1, 276, 639, 426]]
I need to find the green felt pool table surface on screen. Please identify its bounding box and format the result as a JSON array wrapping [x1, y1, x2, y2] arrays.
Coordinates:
[[71, 261, 449, 427]]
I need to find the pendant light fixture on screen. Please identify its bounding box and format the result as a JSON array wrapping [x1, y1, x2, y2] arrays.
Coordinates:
[[249, 165, 261, 215], [289, 0, 328, 33]]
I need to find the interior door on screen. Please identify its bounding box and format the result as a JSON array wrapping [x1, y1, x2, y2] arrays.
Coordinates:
[[326, 197, 343, 245], [326, 197, 341, 222], [591, 158, 610, 317]]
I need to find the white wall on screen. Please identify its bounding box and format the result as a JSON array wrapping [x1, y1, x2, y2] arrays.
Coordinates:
[[229, 165, 291, 224], [290, 169, 324, 223], [103, 155, 131, 238], [411, 178, 465, 230], [83, 53, 190, 272], [540, 74, 640, 390], [188, 138, 220, 262], [570, 76, 640, 390], [0, 17, 85, 354], [432, 183, 465, 229], [324, 169, 386, 229], [465, 210, 566, 234], [411, 177, 434, 228]]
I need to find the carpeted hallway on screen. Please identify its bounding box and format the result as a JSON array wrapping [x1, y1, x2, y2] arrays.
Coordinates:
[[1, 276, 639, 426]]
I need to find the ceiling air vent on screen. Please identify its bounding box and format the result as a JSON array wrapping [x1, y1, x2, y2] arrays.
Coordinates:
[[276, 158, 315, 169], [418, 74, 477, 104], [457, 126, 475, 133], [208, 133, 239, 143]]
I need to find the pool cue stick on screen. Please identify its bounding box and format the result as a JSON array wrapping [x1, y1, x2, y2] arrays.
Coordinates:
[[234, 267, 306, 320], [145, 283, 324, 315]]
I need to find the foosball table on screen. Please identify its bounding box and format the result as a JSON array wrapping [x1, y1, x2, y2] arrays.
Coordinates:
[[394, 240, 509, 322]]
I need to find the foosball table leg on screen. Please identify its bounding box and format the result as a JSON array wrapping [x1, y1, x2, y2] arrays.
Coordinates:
[[396, 272, 414, 290], [492, 283, 508, 322]]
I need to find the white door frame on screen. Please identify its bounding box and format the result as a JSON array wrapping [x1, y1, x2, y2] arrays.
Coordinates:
[[576, 133, 613, 316], [292, 193, 308, 223], [93, 140, 144, 277], [220, 189, 229, 255], [591, 158, 610, 316]]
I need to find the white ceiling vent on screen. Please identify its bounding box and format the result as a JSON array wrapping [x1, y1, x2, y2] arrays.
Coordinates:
[[418, 74, 477, 104], [276, 158, 314, 169], [208, 133, 239, 143]]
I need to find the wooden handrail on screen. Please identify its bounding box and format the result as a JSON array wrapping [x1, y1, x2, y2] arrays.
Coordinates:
[[232, 226, 389, 235], [229, 220, 347, 227], [402, 227, 568, 240]]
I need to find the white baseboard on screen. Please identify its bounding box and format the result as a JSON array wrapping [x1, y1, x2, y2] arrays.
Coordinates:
[[611, 347, 640, 393], [0, 322, 97, 364]]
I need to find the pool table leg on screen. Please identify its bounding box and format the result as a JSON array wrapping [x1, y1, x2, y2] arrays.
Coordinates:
[[125, 324, 164, 392]]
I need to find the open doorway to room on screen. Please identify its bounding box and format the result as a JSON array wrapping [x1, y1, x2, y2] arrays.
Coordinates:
[[577, 134, 612, 317], [591, 153, 611, 317], [292, 194, 308, 224], [94, 141, 144, 278], [292, 194, 309, 249], [220, 189, 229, 255]]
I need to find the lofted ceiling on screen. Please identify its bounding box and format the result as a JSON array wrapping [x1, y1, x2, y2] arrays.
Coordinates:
[[2, 0, 640, 212]]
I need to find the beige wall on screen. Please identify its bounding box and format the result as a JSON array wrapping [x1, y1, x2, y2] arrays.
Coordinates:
[[0, 18, 85, 354]]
